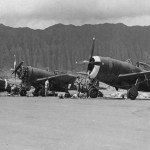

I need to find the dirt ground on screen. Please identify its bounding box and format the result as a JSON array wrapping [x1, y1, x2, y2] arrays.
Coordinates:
[[0, 96, 150, 150]]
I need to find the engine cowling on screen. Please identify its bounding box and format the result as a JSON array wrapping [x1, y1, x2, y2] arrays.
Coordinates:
[[88, 56, 101, 79]]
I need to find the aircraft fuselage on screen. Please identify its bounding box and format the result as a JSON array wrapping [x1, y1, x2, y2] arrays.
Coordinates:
[[89, 56, 150, 92]]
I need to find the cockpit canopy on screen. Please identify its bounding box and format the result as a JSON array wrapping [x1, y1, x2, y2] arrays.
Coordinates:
[[136, 62, 150, 71]]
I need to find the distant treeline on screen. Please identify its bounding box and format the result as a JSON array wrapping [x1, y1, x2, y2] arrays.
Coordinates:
[[0, 23, 150, 72]]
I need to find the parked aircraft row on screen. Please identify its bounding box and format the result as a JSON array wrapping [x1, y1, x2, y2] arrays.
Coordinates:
[[1, 38, 150, 100]]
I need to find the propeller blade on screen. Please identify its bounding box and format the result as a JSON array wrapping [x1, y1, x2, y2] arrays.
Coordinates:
[[87, 37, 96, 72], [76, 60, 89, 65], [12, 61, 24, 78], [76, 38, 96, 74], [93, 62, 101, 66], [89, 37, 95, 61]]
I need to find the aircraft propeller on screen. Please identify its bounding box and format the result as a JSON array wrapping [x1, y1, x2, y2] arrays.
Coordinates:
[[75, 37, 96, 75], [12, 61, 24, 78], [89, 37, 95, 61], [87, 37, 96, 72], [76, 37, 95, 65]]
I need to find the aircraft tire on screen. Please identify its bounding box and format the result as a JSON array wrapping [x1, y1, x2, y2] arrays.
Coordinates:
[[127, 88, 138, 100], [20, 89, 27, 96], [88, 88, 98, 98]]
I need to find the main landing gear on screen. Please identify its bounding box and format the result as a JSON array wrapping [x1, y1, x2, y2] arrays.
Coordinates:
[[87, 86, 103, 98], [127, 86, 138, 100], [127, 78, 141, 100], [88, 87, 99, 98]]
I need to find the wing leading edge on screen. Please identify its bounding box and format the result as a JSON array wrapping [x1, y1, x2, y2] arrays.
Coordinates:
[[35, 74, 76, 84], [118, 71, 150, 81]]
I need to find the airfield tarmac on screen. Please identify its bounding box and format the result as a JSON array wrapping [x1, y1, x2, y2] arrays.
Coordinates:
[[0, 97, 150, 150]]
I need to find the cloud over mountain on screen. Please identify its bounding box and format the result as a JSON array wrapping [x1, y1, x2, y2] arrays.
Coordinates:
[[1, 0, 150, 29]]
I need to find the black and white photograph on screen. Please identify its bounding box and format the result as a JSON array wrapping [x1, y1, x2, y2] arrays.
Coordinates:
[[0, 0, 150, 149]]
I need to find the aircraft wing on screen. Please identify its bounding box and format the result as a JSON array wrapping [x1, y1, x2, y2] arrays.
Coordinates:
[[35, 74, 76, 84], [77, 72, 88, 76], [118, 71, 150, 81]]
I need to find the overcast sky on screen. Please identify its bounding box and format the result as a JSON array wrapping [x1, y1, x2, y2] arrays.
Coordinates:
[[1, 0, 150, 29]]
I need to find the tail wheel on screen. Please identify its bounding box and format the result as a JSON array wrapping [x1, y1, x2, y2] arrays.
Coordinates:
[[88, 88, 98, 98]]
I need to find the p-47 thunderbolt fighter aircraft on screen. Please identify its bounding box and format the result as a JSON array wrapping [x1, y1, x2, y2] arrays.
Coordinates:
[[82, 38, 150, 100], [12, 62, 76, 96]]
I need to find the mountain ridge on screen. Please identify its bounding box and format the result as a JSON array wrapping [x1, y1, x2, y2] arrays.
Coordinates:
[[0, 23, 150, 72]]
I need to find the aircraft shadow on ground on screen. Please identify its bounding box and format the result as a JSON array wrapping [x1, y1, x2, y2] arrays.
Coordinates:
[[99, 96, 150, 101]]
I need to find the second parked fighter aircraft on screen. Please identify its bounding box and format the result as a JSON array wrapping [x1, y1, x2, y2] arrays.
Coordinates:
[[12, 61, 76, 96], [81, 38, 150, 100]]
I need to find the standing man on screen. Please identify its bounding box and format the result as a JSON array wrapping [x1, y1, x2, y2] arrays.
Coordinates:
[[45, 79, 49, 96], [75, 76, 81, 97]]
